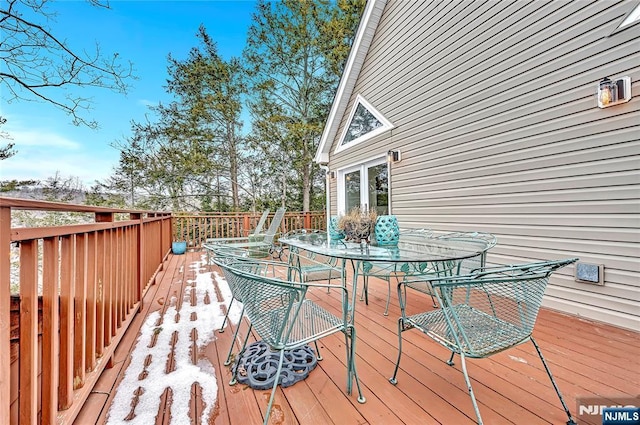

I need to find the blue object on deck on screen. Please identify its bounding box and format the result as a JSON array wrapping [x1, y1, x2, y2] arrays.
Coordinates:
[[172, 241, 187, 255]]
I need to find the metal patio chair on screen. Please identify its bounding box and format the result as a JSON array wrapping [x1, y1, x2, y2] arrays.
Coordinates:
[[213, 257, 365, 425], [204, 207, 286, 261], [284, 229, 344, 285], [357, 228, 433, 315], [204, 209, 270, 266], [401, 231, 498, 308], [204, 209, 270, 245], [435, 231, 498, 275], [209, 246, 282, 367], [390, 258, 579, 425], [206, 244, 257, 333]]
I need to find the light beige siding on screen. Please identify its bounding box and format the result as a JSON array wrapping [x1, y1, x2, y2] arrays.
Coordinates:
[[327, 0, 640, 330]]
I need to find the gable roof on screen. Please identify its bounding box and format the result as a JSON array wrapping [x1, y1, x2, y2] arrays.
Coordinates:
[[314, 0, 387, 164]]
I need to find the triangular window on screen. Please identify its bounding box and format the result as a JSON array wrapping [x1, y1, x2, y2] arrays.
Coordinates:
[[336, 95, 393, 153], [619, 3, 640, 29]]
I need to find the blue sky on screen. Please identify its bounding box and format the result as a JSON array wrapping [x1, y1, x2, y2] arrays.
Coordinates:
[[1, 0, 256, 186]]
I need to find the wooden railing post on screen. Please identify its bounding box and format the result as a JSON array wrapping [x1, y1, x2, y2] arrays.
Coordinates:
[[59, 235, 75, 410], [0, 206, 11, 425], [304, 211, 311, 230], [243, 214, 250, 237], [85, 232, 97, 371], [19, 239, 38, 425], [42, 236, 60, 424], [130, 213, 143, 302], [74, 233, 87, 390], [95, 230, 105, 358], [96, 212, 113, 354]]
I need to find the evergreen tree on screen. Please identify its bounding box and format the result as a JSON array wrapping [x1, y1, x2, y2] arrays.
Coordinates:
[[243, 0, 364, 211], [109, 26, 246, 211]]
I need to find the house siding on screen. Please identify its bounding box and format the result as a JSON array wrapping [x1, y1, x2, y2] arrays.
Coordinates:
[[327, 0, 640, 330]]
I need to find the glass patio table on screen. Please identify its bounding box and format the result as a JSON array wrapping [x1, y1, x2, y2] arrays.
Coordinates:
[[278, 230, 488, 396]]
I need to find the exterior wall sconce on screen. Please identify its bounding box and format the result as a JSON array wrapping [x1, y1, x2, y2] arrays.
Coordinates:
[[388, 150, 401, 163], [329, 171, 336, 179], [597, 76, 631, 108]]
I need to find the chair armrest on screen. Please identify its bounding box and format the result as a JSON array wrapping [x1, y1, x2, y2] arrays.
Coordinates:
[[204, 237, 251, 244], [426, 258, 579, 289]]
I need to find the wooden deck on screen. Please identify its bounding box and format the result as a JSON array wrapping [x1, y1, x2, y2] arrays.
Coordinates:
[[76, 250, 640, 425]]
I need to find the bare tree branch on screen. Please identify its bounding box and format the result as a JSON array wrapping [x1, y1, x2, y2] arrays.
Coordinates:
[[0, 0, 135, 128]]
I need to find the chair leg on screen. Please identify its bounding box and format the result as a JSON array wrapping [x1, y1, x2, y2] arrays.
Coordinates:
[[313, 340, 323, 361], [389, 317, 404, 385], [428, 282, 438, 308], [530, 337, 577, 425], [383, 276, 396, 316], [309, 309, 323, 361], [224, 306, 244, 366], [360, 276, 368, 303], [447, 351, 455, 366], [346, 325, 366, 403], [229, 323, 252, 385], [218, 296, 235, 333], [459, 352, 484, 425], [263, 349, 286, 425]]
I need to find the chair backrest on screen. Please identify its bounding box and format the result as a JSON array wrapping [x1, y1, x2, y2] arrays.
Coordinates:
[[435, 231, 497, 275], [214, 259, 307, 347], [262, 207, 286, 244], [361, 228, 433, 273], [204, 210, 270, 245], [207, 244, 252, 260], [283, 230, 341, 282], [213, 254, 286, 302], [250, 209, 270, 236], [399, 228, 433, 238], [430, 258, 578, 358]]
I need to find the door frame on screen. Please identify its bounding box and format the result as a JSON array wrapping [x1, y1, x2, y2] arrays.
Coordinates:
[[336, 155, 389, 215]]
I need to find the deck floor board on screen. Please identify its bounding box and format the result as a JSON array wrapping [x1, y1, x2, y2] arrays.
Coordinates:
[[75, 250, 640, 425]]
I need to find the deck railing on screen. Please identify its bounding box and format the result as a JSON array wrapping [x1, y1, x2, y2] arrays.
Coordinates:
[[0, 197, 172, 425], [173, 210, 326, 247], [0, 198, 326, 424]]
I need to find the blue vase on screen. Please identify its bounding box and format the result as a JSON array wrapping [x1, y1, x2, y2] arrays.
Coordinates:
[[172, 241, 187, 255], [328, 216, 345, 240], [375, 215, 399, 246]]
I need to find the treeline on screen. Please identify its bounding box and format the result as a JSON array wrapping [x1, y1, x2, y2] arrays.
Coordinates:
[[100, 0, 364, 213], [1, 0, 365, 214]]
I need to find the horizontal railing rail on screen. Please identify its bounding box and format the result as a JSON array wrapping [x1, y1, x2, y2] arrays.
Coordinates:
[[0, 197, 172, 425]]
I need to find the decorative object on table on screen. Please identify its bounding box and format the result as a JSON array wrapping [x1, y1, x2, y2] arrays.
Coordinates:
[[328, 215, 345, 240], [171, 241, 187, 255], [337, 206, 378, 244], [232, 341, 318, 390], [374, 215, 400, 246]]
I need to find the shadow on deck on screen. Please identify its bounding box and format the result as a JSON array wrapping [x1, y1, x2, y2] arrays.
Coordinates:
[[76, 250, 640, 425]]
